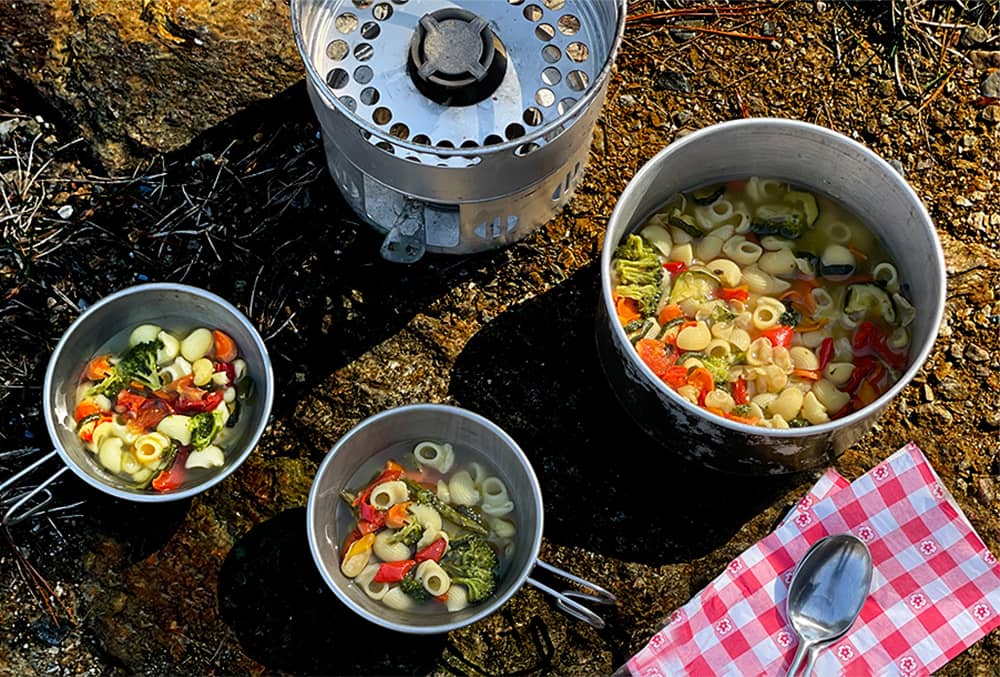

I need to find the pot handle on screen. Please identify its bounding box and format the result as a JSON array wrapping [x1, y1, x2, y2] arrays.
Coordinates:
[[525, 559, 617, 629], [0, 450, 72, 526]]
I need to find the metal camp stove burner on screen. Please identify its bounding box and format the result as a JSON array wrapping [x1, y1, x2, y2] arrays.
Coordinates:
[[291, 0, 626, 261], [408, 7, 508, 106]]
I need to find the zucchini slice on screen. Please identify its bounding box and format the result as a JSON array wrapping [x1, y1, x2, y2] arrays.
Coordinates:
[[844, 283, 896, 323], [783, 190, 819, 226], [750, 204, 808, 239], [691, 184, 725, 205], [669, 269, 721, 305], [669, 210, 705, 238]]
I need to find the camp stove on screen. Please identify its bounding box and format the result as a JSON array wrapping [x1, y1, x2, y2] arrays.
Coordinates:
[[291, 0, 626, 262]]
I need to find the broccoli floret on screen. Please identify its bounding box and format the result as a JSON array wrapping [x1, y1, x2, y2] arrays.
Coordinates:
[[732, 404, 754, 418], [388, 520, 425, 547], [702, 355, 732, 386], [189, 409, 225, 451], [117, 340, 163, 390], [399, 568, 432, 601], [779, 302, 801, 328], [90, 339, 163, 396], [615, 284, 662, 315], [711, 304, 736, 324], [402, 478, 488, 536], [440, 535, 499, 604], [614, 235, 664, 315]]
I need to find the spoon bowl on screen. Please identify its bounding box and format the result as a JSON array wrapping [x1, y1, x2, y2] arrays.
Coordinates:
[[785, 534, 874, 676]]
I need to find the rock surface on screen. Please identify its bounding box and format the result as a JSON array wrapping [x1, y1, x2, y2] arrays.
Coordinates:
[[0, 0, 303, 171]]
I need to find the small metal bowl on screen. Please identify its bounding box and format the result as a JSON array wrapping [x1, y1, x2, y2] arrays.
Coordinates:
[[597, 119, 946, 474], [307, 403, 615, 634], [40, 283, 274, 502]]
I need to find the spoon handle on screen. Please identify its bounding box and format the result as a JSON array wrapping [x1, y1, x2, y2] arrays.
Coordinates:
[[802, 644, 819, 676], [785, 641, 809, 677]]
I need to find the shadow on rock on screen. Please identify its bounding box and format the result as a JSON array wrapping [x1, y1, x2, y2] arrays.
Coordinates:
[[218, 507, 446, 675], [449, 262, 797, 566]]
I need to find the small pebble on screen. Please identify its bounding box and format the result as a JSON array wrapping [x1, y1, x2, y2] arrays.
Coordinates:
[[57, 204, 73, 219], [672, 109, 693, 126], [619, 94, 637, 107], [970, 50, 1000, 71], [762, 21, 776, 37], [982, 71, 1000, 99], [984, 410, 1000, 429], [961, 25, 990, 47], [977, 477, 996, 506], [965, 343, 990, 363]]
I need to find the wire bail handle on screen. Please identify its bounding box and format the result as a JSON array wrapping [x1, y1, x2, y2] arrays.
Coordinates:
[[0, 450, 70, 526], [526, 558, 617, 629]]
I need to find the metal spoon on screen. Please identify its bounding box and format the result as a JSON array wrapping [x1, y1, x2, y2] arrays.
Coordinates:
[[785, 534, 873, 677]]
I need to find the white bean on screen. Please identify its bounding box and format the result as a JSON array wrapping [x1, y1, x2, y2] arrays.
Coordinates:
[[180, 328, 214, 362]]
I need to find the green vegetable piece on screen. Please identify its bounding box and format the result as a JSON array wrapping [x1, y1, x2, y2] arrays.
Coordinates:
[[388, 520, 425, 546], [732, 404, 754, 417], [779, 303, 801, 328], [783, 190, 819, 226], [701, 355, 731, 386], [668, 210, 704, 238], [750, 204, 807, 239], [399, 568, 432, 601], [402, 478, 489, 536], [691, 184, 725, 205], [440, 535, 499, 604], [90, 339, 164, 396], [188, 409, 225, 452], [844, 283, 896, 323], [789, 417, 811, 428], [668, 270, 720, 305], [614, 234, 664, 315]]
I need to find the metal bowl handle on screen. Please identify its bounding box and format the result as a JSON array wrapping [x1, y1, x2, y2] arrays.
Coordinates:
[[525, 559, 617, 629], [0, 450, 71, 526]]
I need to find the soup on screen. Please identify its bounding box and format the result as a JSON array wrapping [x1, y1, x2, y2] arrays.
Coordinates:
[[73, 323, 252, 490], [337, 441, 516, 614], [610, 177, 915, 429]]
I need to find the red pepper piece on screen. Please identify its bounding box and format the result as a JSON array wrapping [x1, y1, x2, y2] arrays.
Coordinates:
[[732, 376, 749, 406], [352, 468, 403, 507], [853, 321, 878, 351], [718, 287, 750, 303], [214, 361, 236, 385], [173, 390, 224, 414], [663, 261, 687, 275], [373, 559, 416, 583], [358, 500, 386, 529], [760, 326, 794, 348], [841, 357, 876, 394], [415, 538, 447, 563], [818, 337, 835, 371], [663, 365, 689, 389], [151, 448, 189, 492]]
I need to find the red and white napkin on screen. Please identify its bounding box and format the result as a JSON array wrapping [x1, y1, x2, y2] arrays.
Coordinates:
[[627, 442, 1000, 676]]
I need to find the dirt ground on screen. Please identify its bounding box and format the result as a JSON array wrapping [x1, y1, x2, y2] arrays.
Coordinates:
[[1, 1, 999, 675]]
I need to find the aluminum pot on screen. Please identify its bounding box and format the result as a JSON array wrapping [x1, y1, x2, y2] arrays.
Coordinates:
[[596, 118, 946, 475], [2, 283, 275, 523], [307, 403, 615, 634]]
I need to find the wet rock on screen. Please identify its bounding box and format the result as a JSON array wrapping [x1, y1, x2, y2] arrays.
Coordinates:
[[961, 25, 990, 47], [983, 72, 1000, 99], [654, 70, 691, 94], [936, 377, 968, 401], [970, 50, 1000, 71], [977, 477, 996, 506], [965, 343, 990, 363], [0, 0, 304, 171]]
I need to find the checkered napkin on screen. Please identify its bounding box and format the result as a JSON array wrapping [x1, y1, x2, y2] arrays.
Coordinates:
[[626, 442, 1000, 676]]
